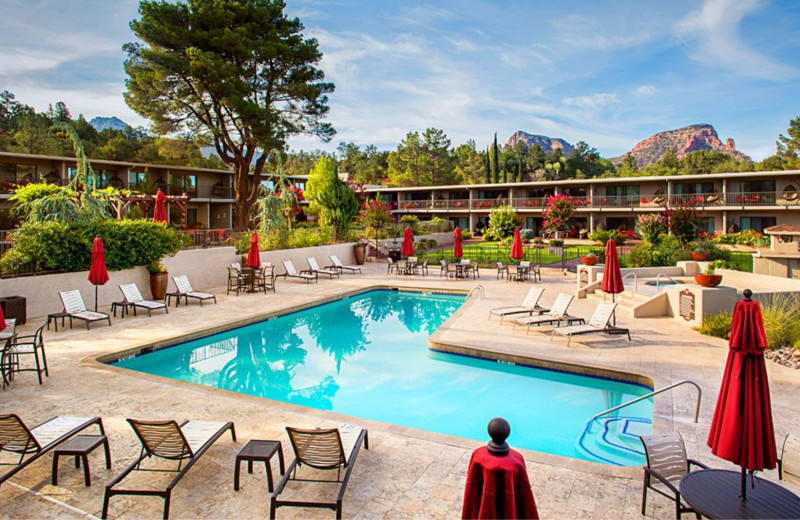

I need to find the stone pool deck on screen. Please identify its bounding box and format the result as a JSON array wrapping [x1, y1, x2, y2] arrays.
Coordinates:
[[2, 262, 799, 519]]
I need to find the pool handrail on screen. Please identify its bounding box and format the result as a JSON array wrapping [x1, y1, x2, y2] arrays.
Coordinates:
[[622, 272, 638, 293], [585, 379, 701, 433], [467, 285, 484, 300], [655, 273, 679, 289]]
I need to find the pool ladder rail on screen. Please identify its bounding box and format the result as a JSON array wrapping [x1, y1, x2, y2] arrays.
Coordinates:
[[467, 285, 484, 300], [654, 273, 679, 289], [584, 379, 702, 434]]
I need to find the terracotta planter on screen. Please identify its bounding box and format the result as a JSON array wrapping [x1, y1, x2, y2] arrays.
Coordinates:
[[581, 256, 599, 266], [150, 272, 169, 300], [353, 243, 367, 265], [691, 252, 710, 261], [694, 273, 722, 288]]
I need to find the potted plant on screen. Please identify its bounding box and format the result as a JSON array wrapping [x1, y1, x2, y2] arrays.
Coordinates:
[[694, 260, 725, 288], [691, 247, 710, 262], [147, 260, 169, 300], [353, 238, 368, 265], [581, 252, 599, 266]]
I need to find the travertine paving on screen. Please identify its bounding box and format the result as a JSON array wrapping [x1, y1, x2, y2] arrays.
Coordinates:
[[2, 262, 799, 519]]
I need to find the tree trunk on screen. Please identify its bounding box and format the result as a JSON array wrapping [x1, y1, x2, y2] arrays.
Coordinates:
[[232, 162, 258, 231]]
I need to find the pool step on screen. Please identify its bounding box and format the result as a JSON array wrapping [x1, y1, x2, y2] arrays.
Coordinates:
[[577, 416, 650, 466]]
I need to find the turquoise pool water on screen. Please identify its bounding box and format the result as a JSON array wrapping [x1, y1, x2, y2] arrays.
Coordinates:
[[111, 289, 652, 465]]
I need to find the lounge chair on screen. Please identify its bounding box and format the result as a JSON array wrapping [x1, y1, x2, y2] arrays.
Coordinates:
[[2, 322, 48, 386], [512, 293, 582, 333], [307, 257, 339, 279], [271, 423, 368, 520], [488, 287, 547, 324], [58, 290, 111, 329], [118, 283, 168, 317], [281, 260, 317, 283], [326, 255, 361, 275], [165, 275, 217, 307], [639, 431, 708, 518], [550, 301, 631, 346], [0, 414, 105, 487], [102, 419, 236, 520]]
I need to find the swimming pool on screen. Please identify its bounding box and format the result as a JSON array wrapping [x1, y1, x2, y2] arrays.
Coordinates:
[[111, 289, 653, 465]]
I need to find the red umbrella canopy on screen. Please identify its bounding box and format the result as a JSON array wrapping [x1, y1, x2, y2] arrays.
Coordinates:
[[87, 237, 110, 286], [453, 228, 463, 259], [601, 239, 624, 295], [153, 189, 168, 223], [0, 304, 5, 331], [401, 226, 414, 257], [510, 228, 523, 261], [707, 296, 777, 473], [246, 231, 261, 268]]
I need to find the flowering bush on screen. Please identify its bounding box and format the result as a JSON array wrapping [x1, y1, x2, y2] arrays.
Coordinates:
[[542, 194, 575, 238], [637, 213, 668, 245], [666, 201, 699, 244], [360, 197, 393, 228], [486, 205, 522, 240], [275, 186, 304, 219]]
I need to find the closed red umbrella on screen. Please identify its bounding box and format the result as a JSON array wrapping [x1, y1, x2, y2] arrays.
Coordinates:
[[510, 228, 523, 261], [453, 228, 463, 259], [0, 304, 5, 331], [246, 231, 260, 268], [707, 289, 776, 500], [153, 189, 168, 223], [401, 226, 414, 257], [601, 239, 624, 298], [87, 236, 110, 312]]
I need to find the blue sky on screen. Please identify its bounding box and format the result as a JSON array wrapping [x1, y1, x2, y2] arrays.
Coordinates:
[[2, 0, 799, 160]]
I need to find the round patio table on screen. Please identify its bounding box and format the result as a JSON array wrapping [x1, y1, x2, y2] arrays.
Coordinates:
[[680, 469, 800, 519]]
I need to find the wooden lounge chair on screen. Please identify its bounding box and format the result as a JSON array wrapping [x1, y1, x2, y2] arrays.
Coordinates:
[[58, 290, 111, 329], [281, 260, 317, 283], [0, 414, 105, 487], [165, 275, 217, 307], [488, 287, 547, 324], [550, 301, 631, 346], [271, 423, 368, 520], [639, 431, 708, 518], [118, 283, 168, 317], [102, 419, 236, 520], [3, 322, 48, 386], [307, 257, 340, 279], [326, 255, 361, 275], [512, 293, 583, 333]]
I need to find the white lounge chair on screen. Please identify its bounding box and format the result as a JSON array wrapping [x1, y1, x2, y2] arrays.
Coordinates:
[[550, 301, 631, 346], [118, 283, 168, 317], [326, 255, 361, 274], [281, 260, 317, 283], [488, 287, 547, 324], [307, 257, 339, 279], [58, 290, 111, 329], [512, 293, 582, 333], [165, 275, 217, 307]]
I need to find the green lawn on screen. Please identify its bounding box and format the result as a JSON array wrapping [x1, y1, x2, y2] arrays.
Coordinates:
[[415, 241, 606, 267]]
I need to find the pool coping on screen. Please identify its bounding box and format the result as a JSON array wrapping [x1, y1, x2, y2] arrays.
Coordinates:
[[87, 283, 646, 480]]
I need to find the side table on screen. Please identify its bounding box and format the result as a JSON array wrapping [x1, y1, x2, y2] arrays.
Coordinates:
[[52, 434, 111, 486], [234, 440, 285, 492], [47, 311, 71, 331]]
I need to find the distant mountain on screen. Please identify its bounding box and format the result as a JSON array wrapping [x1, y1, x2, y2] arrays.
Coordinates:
[[623, 124, 750, 167], [89, 116, 129, 132], [504, 130, 574, 155]]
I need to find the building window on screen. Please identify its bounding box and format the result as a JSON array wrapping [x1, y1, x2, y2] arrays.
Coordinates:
[[697, 217, 715, 235], [187, 208, 198, 227], [740, 180, 776, 193], [170, 174, 197, 196], [674, 182, 715, 195], [740, 216, 776, 233], [261, 179, 275, 191], [293, 181, 306, 191], [562, 187, 587, 197]]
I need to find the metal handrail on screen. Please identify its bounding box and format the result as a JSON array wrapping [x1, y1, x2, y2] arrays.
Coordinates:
[[655, 273, 679, 289], [585, 379, 701, 433], [467, 285, 484, 300], [622, 272, 638, 293]]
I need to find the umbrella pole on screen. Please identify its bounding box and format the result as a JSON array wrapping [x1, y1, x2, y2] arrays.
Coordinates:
[[611, 293, 616, 326], [94, 285, 99, 312], [741, 468, 747, 501]]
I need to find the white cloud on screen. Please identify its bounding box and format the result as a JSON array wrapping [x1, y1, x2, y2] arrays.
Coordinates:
[[562, 93, 622, 109], [675, 0, 797, 80], [635, 85, 658, 96], [551, 14, 656, 50]]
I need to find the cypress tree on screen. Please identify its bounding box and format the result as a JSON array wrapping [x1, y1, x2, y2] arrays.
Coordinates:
[[491, 133, 500, 184], [484, 147, 491, 183]]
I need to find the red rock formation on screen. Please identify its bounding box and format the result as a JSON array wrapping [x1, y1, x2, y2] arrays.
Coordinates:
[[626, 124, 749, 167], [505, 130, 574, 155]]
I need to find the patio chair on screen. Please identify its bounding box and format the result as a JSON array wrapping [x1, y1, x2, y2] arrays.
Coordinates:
[[271, 423, 368, 520], [256, 264, 276, 293], [0, 318, 15, 343], [387, 257, 398, 274], [227, 266, 248, 295], [165, 275, 217, 307], [439, 259, 456, 278], [58, 290, 112, 330], [119, 283, 168, 317], [488, 287, 547, 324], [326, 255, 361, 275], [102, 419, 236, 520], [281, 260, 318, 283], [639, 431, 708, 519], [779, 433, 800, 491], [2, 322, 48, 386], [414, 259, 429, 276], [550, 301, 631, 346], [0, 414, 105, 488], [496, 261, 509, 280], [307, 257, 340, 279], [512, 294, 582, 333]]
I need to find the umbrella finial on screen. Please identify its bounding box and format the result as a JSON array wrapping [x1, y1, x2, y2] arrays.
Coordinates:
[[486, 417, 510, 456], [743, 289, 753, 301]]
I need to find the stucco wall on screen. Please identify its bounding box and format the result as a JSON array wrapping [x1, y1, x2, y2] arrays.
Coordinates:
[[2, 242, 359, 320]]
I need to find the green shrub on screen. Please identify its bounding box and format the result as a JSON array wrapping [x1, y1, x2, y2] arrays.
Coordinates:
[[287, 227, 331, 249], [123, 205, 145, 220], [1, 220, 187, 273], [519, 228, 535, 240], [714, 230, 768, 247], [695, 311, 732, 340], [418, 217, 449, 234], [461, 231, 472, 240], [399, 215, 419, 232], [692, 239, 730, 262], [549, 239, 564, 247], [487, 205, 522, 240], [589, 229, 628, 246], [761, 295, 800, 350]]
